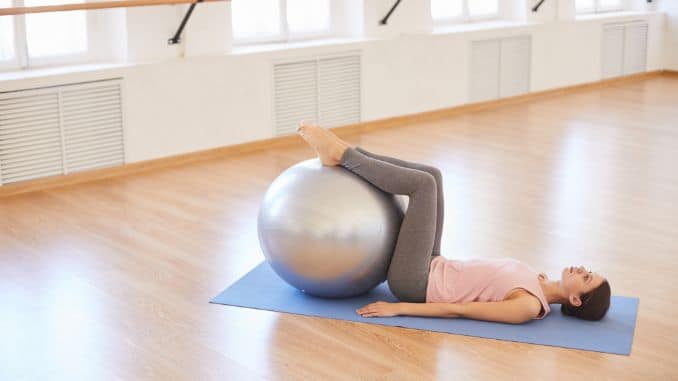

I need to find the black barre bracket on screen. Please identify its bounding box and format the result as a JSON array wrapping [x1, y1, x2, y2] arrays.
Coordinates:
[[532, 0, 546, 12], [168, 0, 205, 45], [380, 0, 403, 25]]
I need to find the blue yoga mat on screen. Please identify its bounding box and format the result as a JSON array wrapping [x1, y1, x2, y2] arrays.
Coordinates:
[[211, 262, 639, 355]]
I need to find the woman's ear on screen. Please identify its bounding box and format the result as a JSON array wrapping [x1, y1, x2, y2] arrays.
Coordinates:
[[569, 294, 582, 307]]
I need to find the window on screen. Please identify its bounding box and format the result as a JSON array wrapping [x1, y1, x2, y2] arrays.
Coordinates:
[[231, 0, 332, 44], [0, 0, 16, 64], [576, 0, 624, 13], [0, 0, 89, 71], [431, 0, 499, 23]]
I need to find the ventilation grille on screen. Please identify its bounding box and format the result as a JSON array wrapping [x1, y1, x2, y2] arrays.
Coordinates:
[[499, 36, 531, 98], [602, 25, 625, 79], [274, 53, 361, 136], [623, 23, 648, 75], [470, 36, 531, 103], [0, 79, 124, 186], [602, 22, 648, 79], [0, 92, 63, 184], [318, 55, 361, 128], [61, 82, 124, 173], [274, 60, 317, 136], [470, 40, 500, 103]]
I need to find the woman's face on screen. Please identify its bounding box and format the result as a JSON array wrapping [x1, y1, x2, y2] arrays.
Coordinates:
[[560, 265, 606, 306]]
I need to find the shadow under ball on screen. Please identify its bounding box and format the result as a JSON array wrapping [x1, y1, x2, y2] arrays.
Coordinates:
[[257, 158, 405, 298]]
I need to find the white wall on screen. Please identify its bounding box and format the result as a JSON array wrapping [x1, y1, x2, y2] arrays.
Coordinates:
[[0, 1, 671, 166], [658, 0, 678, 70]]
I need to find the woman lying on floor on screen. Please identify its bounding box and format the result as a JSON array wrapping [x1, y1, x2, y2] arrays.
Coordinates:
[[296, 122, 611, 324]]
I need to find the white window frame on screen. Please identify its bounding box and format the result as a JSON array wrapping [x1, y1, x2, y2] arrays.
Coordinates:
[[231, 0, 339, 46], [431, 0, 500, 26], [0, 1, 23, 70], [0, 0, 96, 72], [576, 0, 625, 14]]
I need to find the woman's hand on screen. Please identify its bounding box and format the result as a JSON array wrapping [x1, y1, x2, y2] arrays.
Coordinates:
[[356, 301, 401, 318]]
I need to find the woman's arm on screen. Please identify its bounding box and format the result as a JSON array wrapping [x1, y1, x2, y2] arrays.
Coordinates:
[[357, 297, 542, 324], [405, 297, 541, 324]]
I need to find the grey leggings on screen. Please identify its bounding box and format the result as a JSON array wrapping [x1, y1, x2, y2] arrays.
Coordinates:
[[340, 147, 444, 302]]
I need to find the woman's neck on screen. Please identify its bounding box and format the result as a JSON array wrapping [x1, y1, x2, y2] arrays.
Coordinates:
[[540, 280, 569, 304]]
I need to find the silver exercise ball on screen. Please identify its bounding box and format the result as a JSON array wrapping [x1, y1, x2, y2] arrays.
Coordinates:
[[257, 158, 405, 298]]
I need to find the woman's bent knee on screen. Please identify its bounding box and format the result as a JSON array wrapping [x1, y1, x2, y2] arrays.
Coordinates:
[[430, 167, 442, 183], [416, 172, 437, 192]]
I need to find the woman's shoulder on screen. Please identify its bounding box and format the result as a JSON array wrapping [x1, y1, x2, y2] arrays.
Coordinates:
[[506, 289, 545, 318], [505, 288, 538, 301]]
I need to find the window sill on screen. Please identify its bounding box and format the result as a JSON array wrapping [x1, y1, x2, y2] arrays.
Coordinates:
[[575, 10, 657, 22], [0, 62, 132, 85], [229, 36, 382, 56], [430, 20, 531, 36]]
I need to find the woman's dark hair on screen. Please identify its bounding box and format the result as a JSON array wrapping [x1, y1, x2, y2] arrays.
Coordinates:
[[561, 280, 611, 321]]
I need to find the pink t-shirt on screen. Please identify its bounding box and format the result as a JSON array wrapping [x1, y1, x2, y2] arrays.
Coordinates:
[[426, 256, 551, 319]]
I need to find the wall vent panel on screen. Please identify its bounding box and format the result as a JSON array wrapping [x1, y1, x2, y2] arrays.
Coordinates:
[[61, 82, 124, 173], [470, 40, 500, 103], [0, 79, 124, 186], [273, 52, 361, 136], [470, 36, 531, 103], [602, 22, 648, 79], [602, 25, 625, 79], [500, 36, 531, 98], [623, 23, 648, 75], [0, 91, 63, 185], [318, 55, 361, 128], [274, 60, 317, 136]]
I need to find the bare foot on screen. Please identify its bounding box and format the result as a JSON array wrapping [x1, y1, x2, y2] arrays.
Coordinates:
[[297, 121, 347, 166], [319, 126, 351, 151], [297, 120, 352, 150]]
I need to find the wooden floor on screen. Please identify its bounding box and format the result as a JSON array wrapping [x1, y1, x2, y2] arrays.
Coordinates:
[[1, 75, 677, 380]]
